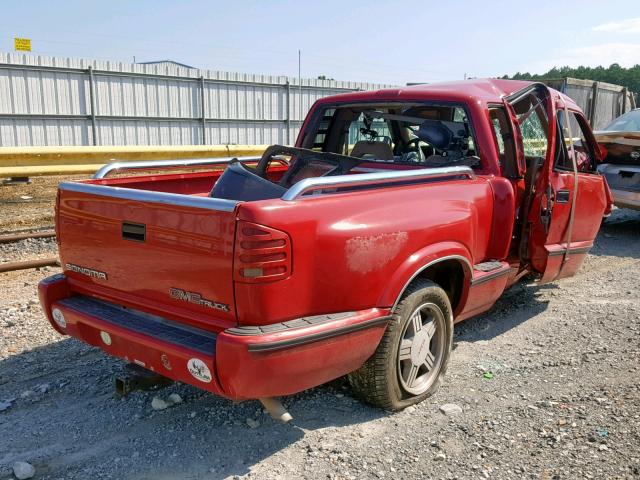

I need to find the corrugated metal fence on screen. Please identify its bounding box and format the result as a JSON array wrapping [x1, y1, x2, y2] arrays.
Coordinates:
[[0, 53, 393, 147], [543, 78, 636, 130]]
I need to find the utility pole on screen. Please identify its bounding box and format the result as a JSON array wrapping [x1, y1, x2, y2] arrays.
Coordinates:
[[298, 50, 302, 123]]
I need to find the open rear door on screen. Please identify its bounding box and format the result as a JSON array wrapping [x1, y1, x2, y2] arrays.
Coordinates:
[[506, 83, 607, 283]]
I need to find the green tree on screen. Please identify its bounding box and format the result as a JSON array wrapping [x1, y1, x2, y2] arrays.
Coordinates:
[[503, 64, 640, 95]]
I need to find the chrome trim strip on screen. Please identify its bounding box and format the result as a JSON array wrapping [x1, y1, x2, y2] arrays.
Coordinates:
[[547, 246, 591, 257], [281, 166, 475, 201], [59, 182, 239, 212], [470, 266, 512, 286], [93, 156, 262, 179], [391, 254, 473, 311]]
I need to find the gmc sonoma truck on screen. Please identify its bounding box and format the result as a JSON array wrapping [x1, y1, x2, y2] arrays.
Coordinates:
[[39, 79, 612, 417]]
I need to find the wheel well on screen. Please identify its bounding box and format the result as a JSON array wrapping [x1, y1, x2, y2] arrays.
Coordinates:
[[405, 259, 467, 313]]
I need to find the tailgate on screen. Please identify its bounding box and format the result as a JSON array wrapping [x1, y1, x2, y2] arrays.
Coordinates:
[[57, 182, 239, 329]]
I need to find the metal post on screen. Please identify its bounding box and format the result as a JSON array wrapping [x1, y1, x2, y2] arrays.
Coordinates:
[[589, 81, 599, 127], [87, 66, 98, 146], [200, 76, 207, 145], [285, 81, 291, 145], [298, 50, 302, 128]]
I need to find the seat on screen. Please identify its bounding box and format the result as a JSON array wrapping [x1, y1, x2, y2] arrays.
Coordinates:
[[350, 141, 394, 160], [278, 160, 337, 188]]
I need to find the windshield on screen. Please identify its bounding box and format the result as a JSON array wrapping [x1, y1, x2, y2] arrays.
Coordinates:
[[603, 109, 640, 132], [302, 103, 480, 168]]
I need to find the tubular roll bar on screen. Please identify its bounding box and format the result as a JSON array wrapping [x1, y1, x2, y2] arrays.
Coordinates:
[[281, 166, 476, 201], [93, 155, 277, 179]]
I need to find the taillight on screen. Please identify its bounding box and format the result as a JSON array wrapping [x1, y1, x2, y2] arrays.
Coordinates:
[[234, 221, 292, 283]]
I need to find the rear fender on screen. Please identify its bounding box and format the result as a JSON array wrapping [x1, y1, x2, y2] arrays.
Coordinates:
[[377, 242, 473, 316]]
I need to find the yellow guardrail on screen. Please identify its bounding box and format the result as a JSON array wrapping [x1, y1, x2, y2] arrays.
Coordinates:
[[0, 145, 268, 178], [0, 138, 583, 178]]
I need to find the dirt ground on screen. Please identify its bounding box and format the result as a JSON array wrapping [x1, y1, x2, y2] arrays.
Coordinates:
[[0, 176, 78, 233], [0, 169, 222, 233], [0, 201, 639, 479]]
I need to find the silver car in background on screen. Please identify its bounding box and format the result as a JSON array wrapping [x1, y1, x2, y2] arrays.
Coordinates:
[[595, 109, 640, 211]]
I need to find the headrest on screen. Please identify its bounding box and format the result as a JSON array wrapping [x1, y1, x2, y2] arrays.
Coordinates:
[[350, 140, 394, 160]]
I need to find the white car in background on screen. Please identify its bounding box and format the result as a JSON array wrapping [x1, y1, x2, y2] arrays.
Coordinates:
[[595, 109, 640, 211]]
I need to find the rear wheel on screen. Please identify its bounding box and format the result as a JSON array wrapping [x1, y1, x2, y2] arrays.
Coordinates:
[[348, 279, 453, 411]]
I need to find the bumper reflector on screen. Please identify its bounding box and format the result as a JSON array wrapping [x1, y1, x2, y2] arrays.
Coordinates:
[[52, 307, 66, 328]]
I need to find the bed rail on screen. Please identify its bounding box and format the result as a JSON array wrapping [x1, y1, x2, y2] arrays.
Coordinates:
[[93, 156, 275, 179], [59, 181, 239, 212], [281, 166, 476, 201]]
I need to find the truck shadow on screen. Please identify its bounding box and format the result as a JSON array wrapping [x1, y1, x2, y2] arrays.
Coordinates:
[[454, 207, 640, 345], [453, 279, 553, 344], [0, 337, 386, 480], [591, 208, 640, 259]]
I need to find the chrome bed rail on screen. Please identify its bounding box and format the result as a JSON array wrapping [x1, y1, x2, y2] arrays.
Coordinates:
[[93, 156, 268, 179], [281, 166, 476, 201], [82, 161, 475, 211], [59, 181, 239, 212]]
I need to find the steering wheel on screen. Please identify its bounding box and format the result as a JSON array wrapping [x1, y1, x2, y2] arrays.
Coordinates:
[[404, 137, 427, 160]]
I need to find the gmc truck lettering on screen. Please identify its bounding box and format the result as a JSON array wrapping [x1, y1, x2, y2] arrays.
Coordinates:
[[169, 288, 230, 312]]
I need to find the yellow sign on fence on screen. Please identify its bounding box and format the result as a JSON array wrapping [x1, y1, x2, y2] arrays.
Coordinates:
[[14, 37, 31, 52]]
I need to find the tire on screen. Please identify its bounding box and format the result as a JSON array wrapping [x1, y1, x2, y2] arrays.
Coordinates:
[[348, 279, 453, 411]]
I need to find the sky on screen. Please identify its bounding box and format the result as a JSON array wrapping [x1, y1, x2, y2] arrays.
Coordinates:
[[1, 0, 639, 85]]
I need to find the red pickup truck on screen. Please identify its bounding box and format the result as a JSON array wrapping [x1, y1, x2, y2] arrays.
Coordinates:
[[39, 79, 612, 415]]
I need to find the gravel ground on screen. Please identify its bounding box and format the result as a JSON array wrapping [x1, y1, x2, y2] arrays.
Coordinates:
[[0, 237, 58, 264], [0, 209, 638, 480]]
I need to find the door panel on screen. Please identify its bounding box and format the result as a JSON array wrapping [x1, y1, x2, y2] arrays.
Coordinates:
[[531, 171, 607, 283], [506, 84, 607, 283], [506, 84, 560, 278]]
